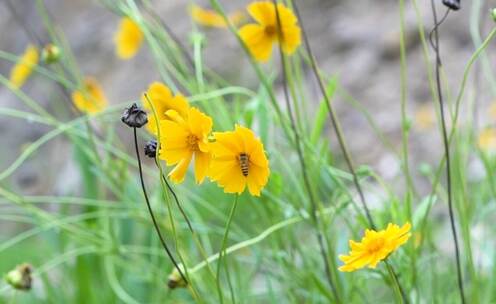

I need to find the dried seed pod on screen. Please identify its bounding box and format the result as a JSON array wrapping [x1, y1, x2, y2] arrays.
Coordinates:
[[144, 139, 158, 158], [442, 0, 460, 10], [121, 103, 148, 128]]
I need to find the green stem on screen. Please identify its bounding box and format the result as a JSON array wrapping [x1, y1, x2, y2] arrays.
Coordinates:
[[385, 260, 408, 304], [216, 195, 239, 304]]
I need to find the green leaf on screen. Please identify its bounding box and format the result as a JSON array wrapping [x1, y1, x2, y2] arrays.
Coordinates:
[[310, 76, 338, 145], [413, 195, 437, 228]]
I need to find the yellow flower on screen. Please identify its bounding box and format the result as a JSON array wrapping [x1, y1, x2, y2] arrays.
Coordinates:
[[142, 82, 190, 136], [159, 107, 213, 184], [490, 102, 496, 120], [190, 4, 245, 28], [239, 1, 301, 62], [209, 125, 270, 196], [71, 77, 108, 114], [478, 128, 496, 152], [338, 222, 411, 272], [414, 104, 436, 131], [9, 45, 39, 89], [114, 17, 144, 59]]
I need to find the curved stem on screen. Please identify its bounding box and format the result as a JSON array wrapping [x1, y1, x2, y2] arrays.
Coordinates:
[[385, 260, 408, 304], [272, 1, 340, 301], [291, 0, 375, 230], [215, 195, 239, 304], [132, 128, 187, 285], [429, 2, 466, 303], [154, 159, 194, 232]]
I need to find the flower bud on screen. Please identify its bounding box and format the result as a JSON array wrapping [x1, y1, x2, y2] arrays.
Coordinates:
[[5, 264, 32, 291], [167, 268, 187, 289], [41, 43, 61, 64], [144, 139, 158, 158], [442, 0, 460, 10], [121, 103, 148, 128], [492, 8, 496, 22]]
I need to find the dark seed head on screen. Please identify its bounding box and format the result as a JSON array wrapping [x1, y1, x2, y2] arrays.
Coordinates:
[[442, 0, 460, 10], [144, 140, 158, 158], [121, 103, 148, 128]]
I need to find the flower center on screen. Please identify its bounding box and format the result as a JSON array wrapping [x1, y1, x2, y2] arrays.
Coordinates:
[[264, 25, 278, 37], [238, 153, 250, 177], [367, 237, 385, 254], [186, 135, 199, 151]]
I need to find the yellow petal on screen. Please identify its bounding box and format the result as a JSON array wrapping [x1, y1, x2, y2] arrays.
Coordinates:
[[71, 77, 108, 114], [188, 107, 213, 137], [281, 25, 301, 55], [114, 17, 144, 59], [169, 152, 193, 184], [239, 24, 274, 62], [9, 45, 38, 89], [194, 151, 211, 184], [247, 2, 275, 26], [190, 4, 228, 28]]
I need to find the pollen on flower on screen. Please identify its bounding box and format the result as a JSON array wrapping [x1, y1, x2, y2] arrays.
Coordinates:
[[187, 135, 200, 151], [264, 25, 277, 37]]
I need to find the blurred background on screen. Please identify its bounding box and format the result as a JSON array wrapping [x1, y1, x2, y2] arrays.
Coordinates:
[[1, 0, 496, 301], [2, 0, 494, 199]]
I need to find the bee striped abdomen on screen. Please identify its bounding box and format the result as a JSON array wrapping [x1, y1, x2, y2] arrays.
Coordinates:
[[239, 153, 249, 177]]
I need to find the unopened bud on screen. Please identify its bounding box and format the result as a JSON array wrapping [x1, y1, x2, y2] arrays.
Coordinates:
[[121, 103, 148, 128], [41, 44, 61, 64], [442, 0, 460, 11], [492, 8, 496, 22], [167, 268, 187, 289], [5, 264, 32, 291], [144, 139, 157, 158]]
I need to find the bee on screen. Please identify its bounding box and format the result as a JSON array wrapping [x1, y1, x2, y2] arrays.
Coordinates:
[[238, 153, 249, 177]]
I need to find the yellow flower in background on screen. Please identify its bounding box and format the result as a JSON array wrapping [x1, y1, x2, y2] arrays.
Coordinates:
[[142, 82, 190, 136], [114, 17, 144, 59], [339, 222, 411, 272], [478, 128, 496, 152], [9, 45, 39, 89], [239, 1, 301, 62], [490, 102, 496, 120], [190, 4, 245, 28], [209, 125, 270, 196], [71, 77, 108, 114], [414, 104, 436, 131], [159, 107, 213, 184]]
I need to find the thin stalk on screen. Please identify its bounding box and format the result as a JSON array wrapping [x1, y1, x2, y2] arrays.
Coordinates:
[[4, 0, 44, 45], [145, 91, 217, 288], [429, 2, 466, 303], [398, 0, 418, 295], [291, 0, 375, 229], [215, 195, 240, 304], [385, 260, 408, 304], [272, 2, 340, 301], [132, 128, 187, 285], [154, 159, 194, 233]]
